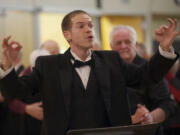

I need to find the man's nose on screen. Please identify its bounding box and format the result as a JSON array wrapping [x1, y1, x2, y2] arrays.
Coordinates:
[[121, 42, 127, 48], [85, 26, 92, 33]]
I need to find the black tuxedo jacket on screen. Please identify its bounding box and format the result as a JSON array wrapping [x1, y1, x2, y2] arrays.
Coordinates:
[[16, 65, 24, 75], [128, 55, 175, 118], [0, 49, 178, 135]]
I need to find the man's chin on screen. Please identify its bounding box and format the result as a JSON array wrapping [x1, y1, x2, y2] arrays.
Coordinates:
[[81, 45, 93, 50], [86, 43, 93, 49], [120, 55, 130, 60]]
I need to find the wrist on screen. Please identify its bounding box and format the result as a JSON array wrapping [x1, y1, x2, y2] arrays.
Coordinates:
[[25, 104, 29, 113], [160, 46, 171, 52], [1, 62, 12, 71]]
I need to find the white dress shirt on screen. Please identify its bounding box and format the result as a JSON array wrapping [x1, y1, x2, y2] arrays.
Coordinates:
[[70, 50, 92, 89]]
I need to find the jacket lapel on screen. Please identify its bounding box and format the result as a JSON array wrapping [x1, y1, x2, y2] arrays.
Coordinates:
[[92, 52, 111, 116], [73, 69, 86, 90], [57, 49, 72, 118]]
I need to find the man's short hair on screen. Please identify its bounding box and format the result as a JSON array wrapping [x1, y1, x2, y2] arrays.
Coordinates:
[[109, 25, 137, 47], [61, 10, 90, 31]]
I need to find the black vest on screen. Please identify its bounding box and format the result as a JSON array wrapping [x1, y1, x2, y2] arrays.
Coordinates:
[[69, 67, 110, 129]]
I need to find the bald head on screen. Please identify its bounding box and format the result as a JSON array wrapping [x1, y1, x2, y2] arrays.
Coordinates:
[[41, 40, 60, 55]]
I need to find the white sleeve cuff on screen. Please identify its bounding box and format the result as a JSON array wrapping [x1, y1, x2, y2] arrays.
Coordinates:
[[0, 66, 14, 79], [159, 46, 177, 59]]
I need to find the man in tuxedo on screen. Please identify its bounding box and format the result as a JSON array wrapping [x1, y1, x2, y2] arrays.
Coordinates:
[[0, 10, 180, 135]]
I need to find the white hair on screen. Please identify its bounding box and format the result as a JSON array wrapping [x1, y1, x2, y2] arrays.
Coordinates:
[[109, 25, 137, 47], [30, 49, 50, 67]]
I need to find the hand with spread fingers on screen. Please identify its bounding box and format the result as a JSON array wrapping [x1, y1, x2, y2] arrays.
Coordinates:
[[1, 36, 22, 70], [155, 18, 180, 51]]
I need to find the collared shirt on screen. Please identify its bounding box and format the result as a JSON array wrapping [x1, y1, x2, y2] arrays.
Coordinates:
[[70, 50, 92, 89]]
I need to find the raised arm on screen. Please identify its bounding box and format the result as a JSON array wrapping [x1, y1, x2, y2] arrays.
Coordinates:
[[1, 36, 22, 70], [155, 18, 180, 51]]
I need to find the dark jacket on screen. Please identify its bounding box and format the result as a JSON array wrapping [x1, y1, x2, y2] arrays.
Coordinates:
[[0, 49, 178, 135], [127, 55, 175, 119]]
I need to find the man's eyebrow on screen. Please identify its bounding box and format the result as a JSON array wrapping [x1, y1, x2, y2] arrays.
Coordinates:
[[75, 21, 92, 25], [75, 22, 84, 25]]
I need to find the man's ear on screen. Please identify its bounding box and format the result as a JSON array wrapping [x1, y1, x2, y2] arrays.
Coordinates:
[[63, 31, 71, 42]]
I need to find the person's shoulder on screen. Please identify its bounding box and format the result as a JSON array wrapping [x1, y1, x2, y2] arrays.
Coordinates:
[[93, 50, 120, 65], [36, 54, 61, 63], [93, 50, 119, 57], [134, 55, 147, 65]]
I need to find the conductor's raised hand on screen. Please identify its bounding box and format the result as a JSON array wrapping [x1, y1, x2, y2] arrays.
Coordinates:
[[155, 18, 180, 51], [1, 36, 22, 70]]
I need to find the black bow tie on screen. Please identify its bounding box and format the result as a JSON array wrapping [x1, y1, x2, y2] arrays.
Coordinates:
[[73, 60, 92, 68], [69, 52, 93, 68]]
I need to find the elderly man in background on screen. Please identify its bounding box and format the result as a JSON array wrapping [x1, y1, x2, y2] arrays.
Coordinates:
[[110, 25, 176, 135]]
